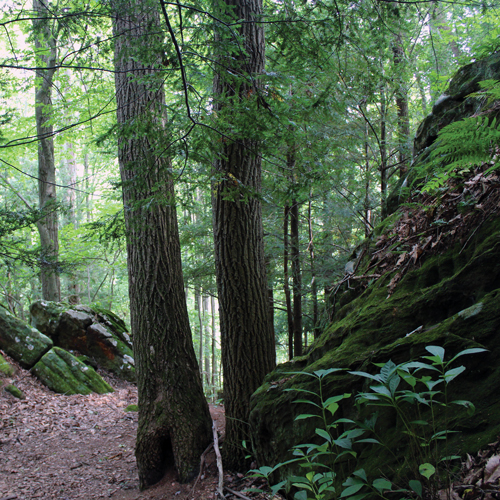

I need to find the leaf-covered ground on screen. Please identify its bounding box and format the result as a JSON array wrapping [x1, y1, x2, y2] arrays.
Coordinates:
[[0, 352, 278, 500], [336, 167, 500, 299]]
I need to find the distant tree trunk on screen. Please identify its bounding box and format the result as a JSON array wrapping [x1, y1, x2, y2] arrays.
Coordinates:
[[283, 205, 293, 359], [380, 85, 388, 218], [65, 140, 80, 303], [392, 33, 411, 177], [195, 287, 203, 374], [211, 294, 217, 395], [33, 0, 60, 302], [84, 153, 91, 222], [307, 195, 320, 339], [290, 199, 302, 357], [363, 125, 372, 237], [203, 294, 210, 386], [112, 0, 212, 487], [212, 0, 276, 469]]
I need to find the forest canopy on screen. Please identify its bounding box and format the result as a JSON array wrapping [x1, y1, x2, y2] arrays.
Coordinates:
[[0, 0, 499, 403]]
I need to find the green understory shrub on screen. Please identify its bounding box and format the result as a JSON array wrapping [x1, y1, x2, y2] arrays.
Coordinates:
[[249, 345, 486, 500]]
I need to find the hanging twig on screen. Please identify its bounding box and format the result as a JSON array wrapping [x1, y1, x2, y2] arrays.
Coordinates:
[[213, 420, 225, 498]]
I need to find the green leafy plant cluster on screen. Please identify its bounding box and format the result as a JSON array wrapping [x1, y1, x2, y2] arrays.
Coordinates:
[[422, 80, 500, 192], [249, 345, 486, 500]]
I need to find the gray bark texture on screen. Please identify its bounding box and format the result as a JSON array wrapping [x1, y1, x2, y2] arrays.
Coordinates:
[[212, 0, 276, 471], [33, 0, 60, 302], [112, 0, 212, 488]]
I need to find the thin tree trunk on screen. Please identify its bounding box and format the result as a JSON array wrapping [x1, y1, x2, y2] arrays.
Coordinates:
[[290, 199, 302, 357], [380, 86, 388, 218], [112, 0, 211, 487], [203, 294, 210, 387], [33, 0, 60, 302], [392, 33, 411, 177], [212, 0, 276, 469], [196, 287, 203, 375], [211, 294, 217, 397], [307, 195, 319, 339], [84, 153, 91, 222], [65, 140, 80, 303], [283, 205, 293, 359], [364, 125, 372, 237]]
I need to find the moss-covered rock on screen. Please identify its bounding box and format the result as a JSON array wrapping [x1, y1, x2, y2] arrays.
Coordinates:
[[125, 404, 138, 412], [29, 301, 135, 382], [0, 307, 53, 368], [386, 52, 500, 215], [32, 347, 114, 395], [91, 305, 132, 347], [5, 383, 25, 399], [0, 352, 14, 376], [249, 215, 500, 487], [30, 300, 66, 338]]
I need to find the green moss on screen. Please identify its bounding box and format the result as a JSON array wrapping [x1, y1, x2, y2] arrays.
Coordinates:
[[91, 305, 129, 336], [125, 404, 138, 412], [0, 307, 53, 368], [32, 347, 114, 395], [250, 213, 500, 488], [5, 383, 24, 399], [0, 353, 14, 376]]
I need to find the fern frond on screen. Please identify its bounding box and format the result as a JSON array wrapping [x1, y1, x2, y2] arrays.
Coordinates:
[[421, 81, 500, 192]]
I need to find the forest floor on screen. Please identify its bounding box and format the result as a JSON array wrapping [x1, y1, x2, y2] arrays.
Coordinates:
[[0, 353, 278, 500]]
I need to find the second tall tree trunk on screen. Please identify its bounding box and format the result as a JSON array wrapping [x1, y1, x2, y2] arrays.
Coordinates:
[[212, 0, 276, 470]]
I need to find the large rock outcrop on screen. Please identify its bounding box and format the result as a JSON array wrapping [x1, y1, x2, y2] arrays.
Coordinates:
[[0, 305, 115, 396], [30, 301, 135, 382], [414, 52, 500, 154], [248, 53, 500, 488]]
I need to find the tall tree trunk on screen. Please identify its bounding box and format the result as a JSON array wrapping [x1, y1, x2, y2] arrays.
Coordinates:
[[290, 199, 302, 357], [283, 205, 293, 359], [33, 0, 60, 302], [212, 0, 276, 469], [392, 33, 411, 177], [112, 0, 211, 487]]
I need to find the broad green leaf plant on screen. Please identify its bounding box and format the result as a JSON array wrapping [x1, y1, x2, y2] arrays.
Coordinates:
[[249, 345, 486, 500]]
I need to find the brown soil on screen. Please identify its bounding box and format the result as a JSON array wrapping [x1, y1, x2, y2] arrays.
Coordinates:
[[0, 353, 276, 500]]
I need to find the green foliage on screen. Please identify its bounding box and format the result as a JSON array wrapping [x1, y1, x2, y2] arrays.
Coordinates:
[[422, 80, 500, 192], [250, 346, 486, 500]]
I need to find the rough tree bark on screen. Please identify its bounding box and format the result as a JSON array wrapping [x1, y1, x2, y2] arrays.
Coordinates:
[[112, 0, 212, 488], [212, 0, 276, 470], [33, 0, 60, 302]]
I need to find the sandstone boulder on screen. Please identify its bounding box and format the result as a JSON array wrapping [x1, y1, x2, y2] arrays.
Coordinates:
[[30, 301, 135, 382], [0, 306, 53, 368], [32, 347, 114, 395]]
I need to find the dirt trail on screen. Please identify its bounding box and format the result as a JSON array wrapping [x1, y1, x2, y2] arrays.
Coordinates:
[[0, 354, 269, 500]]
